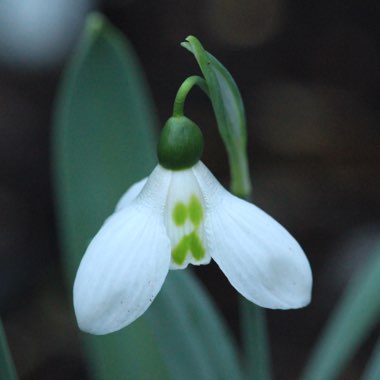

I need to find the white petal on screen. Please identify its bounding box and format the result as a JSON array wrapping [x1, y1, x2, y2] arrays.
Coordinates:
[[74, 166, 171, 334], [164, 167, 211, 269], [115, 177, 148, 211], [193, 162, 312, 309]]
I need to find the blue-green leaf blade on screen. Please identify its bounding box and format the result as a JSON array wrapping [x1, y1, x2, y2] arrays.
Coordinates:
[[362, 338, 380, 380], [54, 14, 157, 277], [145, 271, 243, 380], [0, 319, 18, 380]]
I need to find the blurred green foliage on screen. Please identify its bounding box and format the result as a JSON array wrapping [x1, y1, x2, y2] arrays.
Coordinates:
[[301, 243, 380, 380]]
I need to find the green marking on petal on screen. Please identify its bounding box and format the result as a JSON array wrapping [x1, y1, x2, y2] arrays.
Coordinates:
[[172, 236, 189, 265], [188, 231, 206, 260], [189, 195, 203, 227], [172, 202, 187, 226], [171, 231, 206, 265], [171, 195, 205, 265]]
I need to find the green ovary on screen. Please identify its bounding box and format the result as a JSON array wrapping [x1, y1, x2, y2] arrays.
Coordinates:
[[171, 231, 206, 265]]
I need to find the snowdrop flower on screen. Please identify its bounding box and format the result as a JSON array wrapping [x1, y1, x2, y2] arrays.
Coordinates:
[[74, 116, 312, 335]]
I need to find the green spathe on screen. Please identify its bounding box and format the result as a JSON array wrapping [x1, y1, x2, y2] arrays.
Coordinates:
[[157, 116, 204, 170]]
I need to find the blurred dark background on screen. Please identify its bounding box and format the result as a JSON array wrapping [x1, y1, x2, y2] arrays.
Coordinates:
[[1, 0, 380, 379]]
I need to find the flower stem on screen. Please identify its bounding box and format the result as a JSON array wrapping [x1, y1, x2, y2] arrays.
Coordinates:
[[173, 76, 208, 117], [228, 119, 271, 380], [240, 299, 272, 380]]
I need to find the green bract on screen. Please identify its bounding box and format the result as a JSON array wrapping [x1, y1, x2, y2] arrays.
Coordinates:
[[181, 36, 251, 198], [157, 116, 204, 170]]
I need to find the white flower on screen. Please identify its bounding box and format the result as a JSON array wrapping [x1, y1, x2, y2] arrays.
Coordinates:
[[74, 161, 312, 335]]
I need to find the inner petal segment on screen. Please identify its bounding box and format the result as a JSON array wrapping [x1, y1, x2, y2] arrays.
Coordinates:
[[164, 168, 210, 269]]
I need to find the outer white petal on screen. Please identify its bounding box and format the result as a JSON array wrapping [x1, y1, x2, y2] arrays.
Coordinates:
[[74, 166, 171, 334], [115, 177, 148, 211], [193, 162, 312, 309]]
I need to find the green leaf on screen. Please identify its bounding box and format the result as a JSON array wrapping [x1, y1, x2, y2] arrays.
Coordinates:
[[81, 318, 169, 380], [53, 14, 242, 380], [53, 12, 169, 380], [146, 271, 243, 380], [362, 338, 380, 380], [301, 242, 380, 380], [181, 36, 251, 197], [0, 319, 18, 380]]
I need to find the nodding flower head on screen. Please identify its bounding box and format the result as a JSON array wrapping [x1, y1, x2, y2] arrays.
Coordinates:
[[73, 116, 312, 335]]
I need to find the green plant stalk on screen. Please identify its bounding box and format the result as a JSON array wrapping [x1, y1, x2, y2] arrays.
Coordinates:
[[240, 299, 272, 380], [172, 74, 251, 198], [231, 161, 272, 380], [0, 320, 18, 380], [173, 76, 209, 117]]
